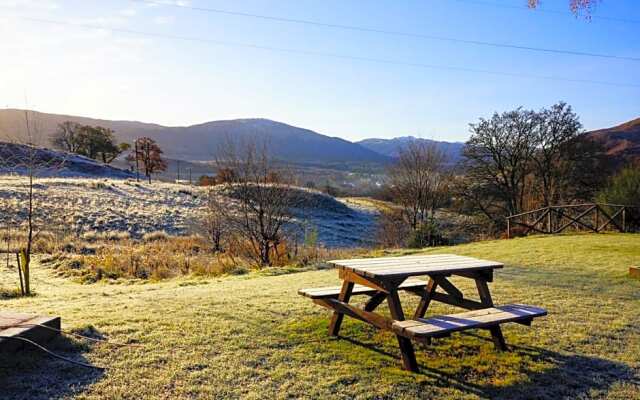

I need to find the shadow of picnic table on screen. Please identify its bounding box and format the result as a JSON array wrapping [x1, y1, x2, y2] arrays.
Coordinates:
[[483, 349, 638, 399], [340, 333, 638, 399], [0, 334, 104, 400]]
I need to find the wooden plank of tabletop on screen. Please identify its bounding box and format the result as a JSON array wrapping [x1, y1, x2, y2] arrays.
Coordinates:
[[329, 254, 503, 279], [330, 254, 471, 266], [337, 261, 502, 279], [362, 264, 502, 279], [329, 255, 497, 269], [339, 259, 502, 272]]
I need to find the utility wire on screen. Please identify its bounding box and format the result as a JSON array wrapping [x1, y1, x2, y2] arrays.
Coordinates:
[[11, 15, 640, 89], [131, 0, 640, 62], [448, 0, 640, 25]]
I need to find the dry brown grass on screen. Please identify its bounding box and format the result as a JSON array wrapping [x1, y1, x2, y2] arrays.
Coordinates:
[[37, 233, 364, 283]]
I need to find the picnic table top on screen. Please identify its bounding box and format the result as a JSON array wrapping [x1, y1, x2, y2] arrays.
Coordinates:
[[328, 254, 503, 279]]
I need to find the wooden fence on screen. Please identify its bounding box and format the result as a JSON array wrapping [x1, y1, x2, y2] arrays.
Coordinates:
[[506, 203, 631, 238]]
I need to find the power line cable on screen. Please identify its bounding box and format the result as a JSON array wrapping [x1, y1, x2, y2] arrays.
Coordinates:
[[11, 15, 640, 89], [131, 0, 640, 62]]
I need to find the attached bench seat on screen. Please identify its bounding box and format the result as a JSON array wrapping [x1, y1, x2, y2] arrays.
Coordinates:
[[392, 304, 547, 340], [298, 279, 428, 299]]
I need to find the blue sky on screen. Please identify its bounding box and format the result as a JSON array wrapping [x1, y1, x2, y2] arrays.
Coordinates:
[[1, 0, 638, 142]]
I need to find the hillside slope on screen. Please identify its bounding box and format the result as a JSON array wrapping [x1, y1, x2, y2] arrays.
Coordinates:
[[0, 177, 377, 247], [0, 109, 390, 165], [585, 117, 640, 164], [0, 142, 134, 178]]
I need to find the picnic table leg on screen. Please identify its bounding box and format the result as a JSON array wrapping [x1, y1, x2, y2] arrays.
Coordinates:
[[475, 278, 508, 351], [328, 280, 354, 336], [387, 290, 419, 372], [364, 292, 387, 312], [413, 278, 438, 319]]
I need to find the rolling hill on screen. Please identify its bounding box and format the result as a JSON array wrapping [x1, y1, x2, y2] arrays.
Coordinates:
[[0, 142, 135, 178], [584, 117, 640, 164], [0, 109, 390, 165]]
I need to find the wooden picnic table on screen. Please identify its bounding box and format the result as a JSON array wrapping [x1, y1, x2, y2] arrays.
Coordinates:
[[299, 254, 547, 372]]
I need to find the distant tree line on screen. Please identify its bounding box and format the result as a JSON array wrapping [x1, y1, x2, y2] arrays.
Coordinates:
[[51, 121, 130, 164], [51, 121, 167, 183]]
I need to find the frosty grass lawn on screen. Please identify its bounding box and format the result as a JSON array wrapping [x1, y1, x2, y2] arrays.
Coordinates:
[[1, 233, 639, 399]]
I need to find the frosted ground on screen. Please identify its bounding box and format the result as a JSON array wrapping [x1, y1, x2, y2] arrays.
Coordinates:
[[0, 176, 378, 248]]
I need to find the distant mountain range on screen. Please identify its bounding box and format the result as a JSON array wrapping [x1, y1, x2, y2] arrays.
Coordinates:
[[0, 109, 389, 165], [357, 137, 465, 163], [0, 109, 637, 167]]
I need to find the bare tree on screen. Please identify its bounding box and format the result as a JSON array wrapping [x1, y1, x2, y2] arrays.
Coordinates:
[[458, 103, 607, 234], [127, 137, 167, 183], [211, 139, 297, 267], [203, 191, 225, 253], [462, 108, 538, 223], [387, 141, 450, 230], [531, 102, 583, 206], [0, 110, 65, 295]]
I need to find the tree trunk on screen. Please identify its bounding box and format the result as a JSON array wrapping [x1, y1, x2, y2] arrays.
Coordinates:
[[260, 242, 270, 267], [24, 171, 34, 295]]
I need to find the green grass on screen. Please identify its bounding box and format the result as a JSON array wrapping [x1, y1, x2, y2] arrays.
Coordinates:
[[1, 233, 639, 399]]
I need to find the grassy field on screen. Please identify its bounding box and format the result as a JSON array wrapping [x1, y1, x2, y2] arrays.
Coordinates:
[[0, 176, 378, 247], [1, 233, 639, 399]]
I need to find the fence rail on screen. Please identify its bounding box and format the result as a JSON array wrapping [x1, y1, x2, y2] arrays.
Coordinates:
[[506, 203, 630, 238]]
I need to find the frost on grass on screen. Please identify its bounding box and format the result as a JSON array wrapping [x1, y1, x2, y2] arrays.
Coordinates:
[[0, 176, 378, 248]]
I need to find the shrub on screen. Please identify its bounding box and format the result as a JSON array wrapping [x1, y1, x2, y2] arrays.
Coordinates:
[[597, 164, 640, 232], [597, 164, 640, 206], [377, 209, 410, 248], [82, 230, 130, 242], [142, 231, 169, 242], [407, 218, 449, 248]]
